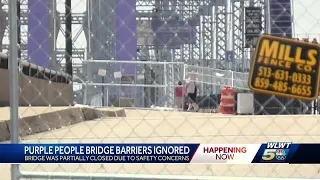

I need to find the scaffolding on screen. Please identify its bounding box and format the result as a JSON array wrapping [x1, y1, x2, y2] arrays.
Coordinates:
[[1, 0, 270, 106]]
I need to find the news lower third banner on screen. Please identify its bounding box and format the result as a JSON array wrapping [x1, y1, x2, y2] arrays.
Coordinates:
[[0, 143, 319, 164]]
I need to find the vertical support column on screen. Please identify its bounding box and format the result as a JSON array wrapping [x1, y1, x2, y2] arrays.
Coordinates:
[[48, 0, 54, 68], [89, 0, 115, 106], [28, 0, 50, 67], [231, 0, 245, 71], [83, 0, 90, 59], [264, 0, 271, 34], [214, 0, 227, 96], [8, 0, 20, 179], [202, 0, 214, 94], [115, 0, 137, 105], [179, 0, 188, 65], [65, 0, 72, 76], [225, 0, 231, 69], [159, 0, 171, 106], [248, 0, 255, 63], [167, 0, 182, 105], [189, 0, 201, 96], [171, 48, 182, 105], [214, 0, 227, 70], [190, 0, 201, 62], [240, 1, 246, 70], [49, 0, 61, 70]]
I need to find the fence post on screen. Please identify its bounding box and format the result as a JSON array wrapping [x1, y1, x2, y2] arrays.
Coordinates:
[[83, 82, 87, 105], [8, 0, 20, 180], [231, 71, 234, 88], [183, 64, 187, 80]]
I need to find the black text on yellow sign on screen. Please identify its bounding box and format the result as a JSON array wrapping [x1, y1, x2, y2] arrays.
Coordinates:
[[248, 35, 320, 101]]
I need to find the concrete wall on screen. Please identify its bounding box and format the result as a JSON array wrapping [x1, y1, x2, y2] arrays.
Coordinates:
[[0, 68, 73, 106]]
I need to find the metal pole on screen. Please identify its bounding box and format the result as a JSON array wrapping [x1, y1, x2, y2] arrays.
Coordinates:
[[85, 0, 91, 60], [144, 64, 147, 107], [65, 0, 72, 76], [249, 0, 255, 62], [83, 83, 87, 105], [264, 0, 271, 34], [9, 0, 20, 179], [164, 63, 167, 107], [225, 0, 230, 70], [52, 0, 57, 64], [106, 87, 109, 107], [239, 0, 245, 70], [231, 71, 234, 87], [102, 76, 105, 106]]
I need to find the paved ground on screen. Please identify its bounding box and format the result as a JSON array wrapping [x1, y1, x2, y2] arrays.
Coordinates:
[[1, 108, 319, 179]]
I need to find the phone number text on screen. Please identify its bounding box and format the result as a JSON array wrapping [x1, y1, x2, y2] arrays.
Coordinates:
[[257, 66, 312, 85], [253, 77, 312, 97]]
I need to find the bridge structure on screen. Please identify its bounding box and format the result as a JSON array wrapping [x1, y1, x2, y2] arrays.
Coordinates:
[[0, 0, 282, 107]]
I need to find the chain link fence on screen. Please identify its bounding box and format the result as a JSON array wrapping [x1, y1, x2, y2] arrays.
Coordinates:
[[2, 0, 320, 179]]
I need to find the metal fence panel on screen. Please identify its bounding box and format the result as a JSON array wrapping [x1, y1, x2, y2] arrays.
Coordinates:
[[2, 0, 320, 179]]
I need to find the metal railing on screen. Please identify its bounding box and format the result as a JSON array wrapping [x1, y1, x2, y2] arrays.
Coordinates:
[[0, 52, 71, 84]]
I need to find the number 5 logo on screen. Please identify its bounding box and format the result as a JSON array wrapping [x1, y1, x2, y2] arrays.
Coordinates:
[[262, 149, 276, 161]]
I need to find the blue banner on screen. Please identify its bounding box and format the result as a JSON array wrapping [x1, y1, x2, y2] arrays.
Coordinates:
[[114, 0, 138, 100], [115, 0, 137, 73], [0, 144, 199, 164], [28, 0, 50, 67], [151, 19, 198, 48], [2, 143, 320, 164]]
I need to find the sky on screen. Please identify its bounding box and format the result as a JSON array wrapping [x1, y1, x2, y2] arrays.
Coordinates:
[[292, 0, 320, 38]]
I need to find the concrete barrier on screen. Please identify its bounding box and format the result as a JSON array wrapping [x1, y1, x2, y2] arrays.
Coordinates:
[[0, 69, 73, 106], [0, 52, 73, 106], [0, 120, 10, 141], [82, 107, 126, 120], [0, 107, 126, 142]]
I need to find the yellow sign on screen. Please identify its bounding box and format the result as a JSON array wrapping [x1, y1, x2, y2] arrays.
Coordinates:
[[248, 35, 320, 101]]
